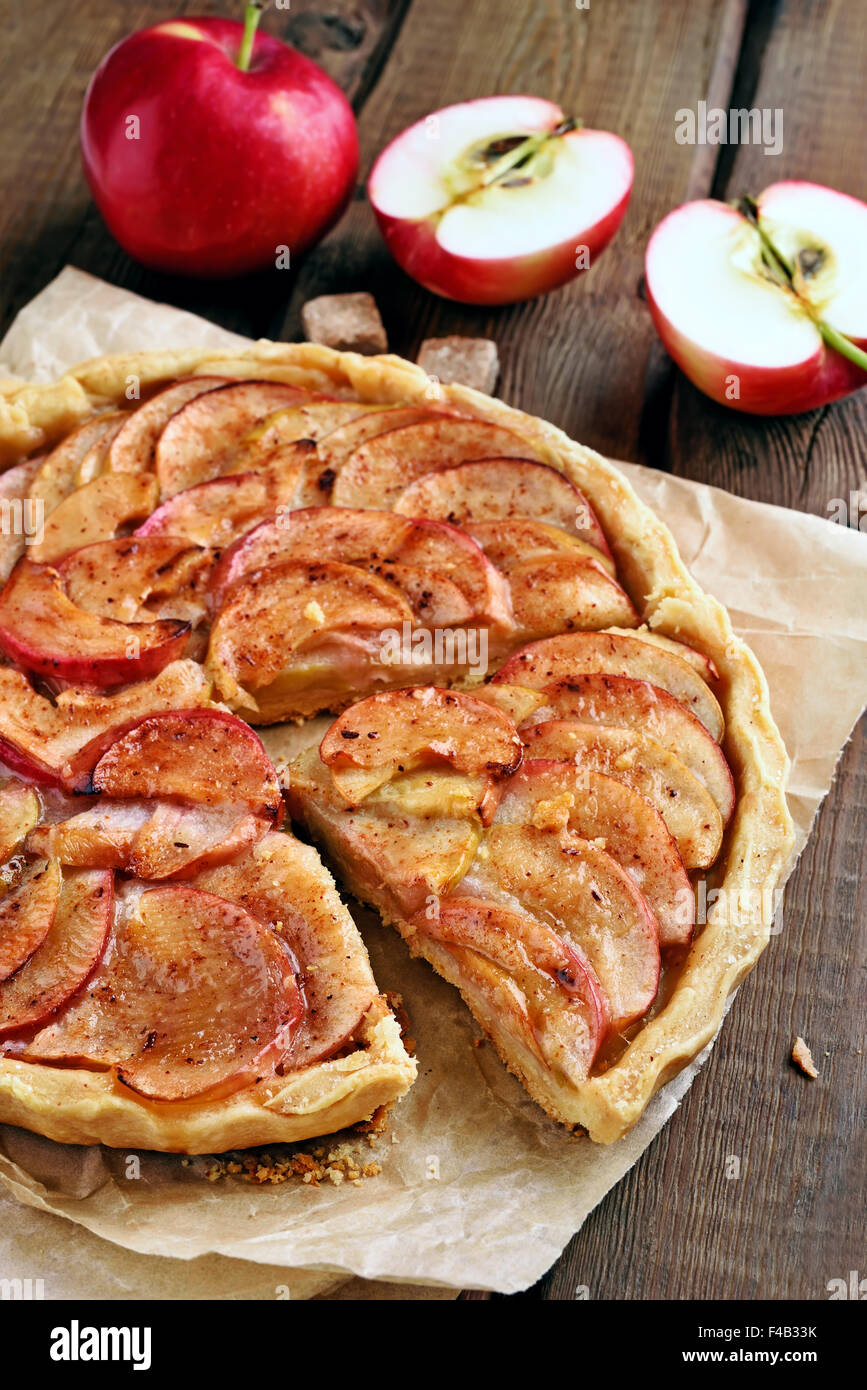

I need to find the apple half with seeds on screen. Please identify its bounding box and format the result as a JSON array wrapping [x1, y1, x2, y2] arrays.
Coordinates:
[[369, 95, 633, 305]]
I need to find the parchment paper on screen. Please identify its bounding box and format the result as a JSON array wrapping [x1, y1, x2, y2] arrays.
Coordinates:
[[0, 268, 865, 1298]]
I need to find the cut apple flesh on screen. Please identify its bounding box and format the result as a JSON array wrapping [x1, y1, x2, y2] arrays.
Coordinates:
[[206, 558, 413, 715], [0, 868, 112, 1036], [645, 185, 867, 414], [522, 720, 723, 870], [0, 661, 212, 783], [0, 559, 190, 687], [154, 380, 324, 497], [194, 832, 379, 1070], [136, 457, 310, 549], [467, 823, 660, 1030], [25, 883, 304, 1103], [209, 507, 510, 626], [72, 708, 283, 820], [288, 747, 481, 918], [57, 536, 211, 625], [320, 686, 523, 806], [26, 799, 269, 879], [108, 377, 231, 473], [0, 859, 61, 982], [0, 778, 40, 860], [332, 418, 543, 509], [523, 674, 735, 823], [495, 760, 693, 948], [394, 459, 611, 555], [495, 631, 724, 739], [467, 517, 616, 577], [29, 471, 159, 565]]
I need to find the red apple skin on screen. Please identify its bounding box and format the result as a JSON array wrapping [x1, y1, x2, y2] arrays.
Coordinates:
[[80, 18, 359, 278], [370, 142, 632, 306], [645, 197, 867, 415]]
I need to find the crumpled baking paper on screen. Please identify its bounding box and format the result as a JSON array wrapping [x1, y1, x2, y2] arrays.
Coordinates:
[[0, 268, 865, 1298]]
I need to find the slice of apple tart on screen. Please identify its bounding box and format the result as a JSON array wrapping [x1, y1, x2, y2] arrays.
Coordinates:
[[0, 342, 793, 1145]]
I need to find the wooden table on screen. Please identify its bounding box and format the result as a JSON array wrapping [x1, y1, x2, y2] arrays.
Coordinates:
[[1, 0, 864, 1300]]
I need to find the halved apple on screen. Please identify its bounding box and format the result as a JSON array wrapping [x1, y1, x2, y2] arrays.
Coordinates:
[[155, 380, 323, 497], [467, 517, 616, 577], [503, 555, 637, 642], [0, 868, 112, 1036], [468, 823, 659, 1030], [206, 559, 413, 721], [0, 859, 61, 982], [646, 182, 867, 415], [523, 674, 735, 823], [136, 455, 312, 549], [287, 747, 481, 918], [0, 559, 190, 687], [332, 418, 542, 509], [107, 376, 231, 473], [193, 833, 379, 1070], [29, 472, 159, 565], [25, 883, 304, 1103], [368, 95, 633, 305], [495, 760, 693, 948], [57, 536, 211, 625], [69, 708, 283, 820], [418, 895, 608, 1080], [26, 800, 269, 879], [0, 779, 40, 860], [494, 631, 724, 739], [394, 459, 611, 555], [319, 686, 523, 807], [209, 507, 511, 626], [0, 660, 212, 784], [522, 720, 723, 870]]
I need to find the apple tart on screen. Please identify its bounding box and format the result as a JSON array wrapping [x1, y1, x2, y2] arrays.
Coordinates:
[[0, 342, 793, 1145]]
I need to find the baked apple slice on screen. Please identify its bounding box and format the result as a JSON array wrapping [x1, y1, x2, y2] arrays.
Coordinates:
[[29, 472, 159, 565], [0, 859, 61, 982], [227, 401, 378, 472], [68, 708, 283, 820], [394, 458, 611, 554], [0, 457, 44, 584], [209, 508, 511, 627], [0, 779, 40, 860], [288, 747, 481, 918], [194, 832, 379, 1070], [319, 686, 523, 808], [468, 823, 660, 1030], [206, 559, 414, 722], [494, 631, 724, 739], [0, 559, 190, 686], [417, 896, 608, 1081], [522, 720, 723, 869], [155, 380, 323, 497], [57, 536, 211, 625], [25, 883, 304, 1103], [332, 418, 542, 509], [523, 674, 735, 823], [317, 406, 452, 472], [602, 626, 719, 682], [0, 868, 112, 1036], [107, 377, 231, 473], [29, 413, 129, 516], [136, 455, 313, 549], [26, 800, 269, 879], [495, 760, 693, 948], [466, 517, 616, 577], [503, 555, 637, 641], [0, 660, 212, 784]]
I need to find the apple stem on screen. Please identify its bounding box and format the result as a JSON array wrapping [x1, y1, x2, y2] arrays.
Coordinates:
[[237, 1, 264, 72], [737, 194, 867, 377]]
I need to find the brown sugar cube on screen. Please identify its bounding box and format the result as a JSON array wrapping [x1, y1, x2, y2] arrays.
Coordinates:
[[417, 336, 500, 394], [300, 292, 387, 355]]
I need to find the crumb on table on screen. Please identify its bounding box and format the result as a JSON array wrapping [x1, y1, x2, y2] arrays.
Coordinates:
[[792, 1035, 819, 1078]]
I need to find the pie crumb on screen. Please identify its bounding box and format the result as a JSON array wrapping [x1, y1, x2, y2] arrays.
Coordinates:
[[303, 599, 326, 626], [792, 1036, 819, 1078]]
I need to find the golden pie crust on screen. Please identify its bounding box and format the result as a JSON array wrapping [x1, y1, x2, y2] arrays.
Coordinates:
[[0, 342, 794, 1145]]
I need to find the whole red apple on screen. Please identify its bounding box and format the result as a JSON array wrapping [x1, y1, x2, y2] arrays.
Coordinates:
[[80, 7, 359, 278]]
